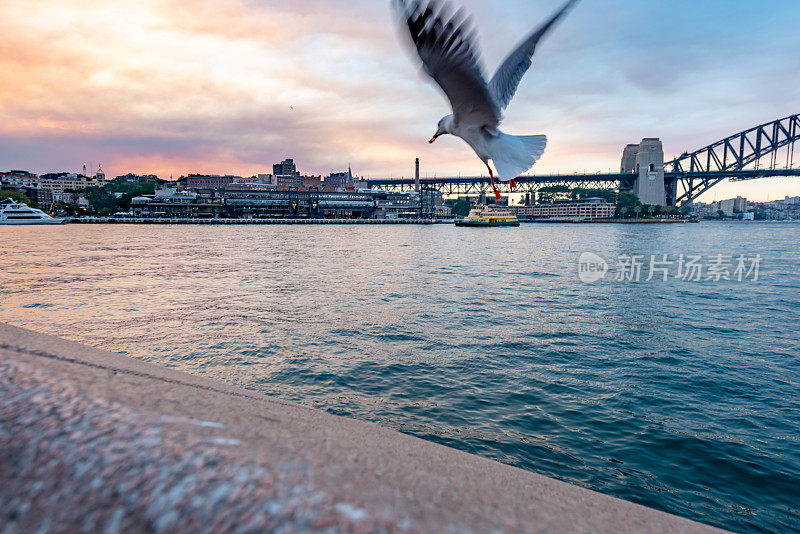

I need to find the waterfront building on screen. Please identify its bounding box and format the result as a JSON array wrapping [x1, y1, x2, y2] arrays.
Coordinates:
[[256, 174, 276, 186], [325, 168, 354, 192], [276, 174, 303, 189], [96, 181, 447, 220], [224, 189, 377, 219], [733, 196, 747, 213], [0, 171, 53, 207], [0, 170, 40, 189], [131, 189, 223, 218], [226, 182, 276, 191], [302, 175, 323, 190], [434, 205, 452, 218], [273, 159, 302, 189], [511, 198, 615, 220], [273, 159, 298, 177], [689, 202, 715, 219], [0, 180, 53, 209], [186, 174, 237, 189], [27, 187, 53, 208], [373, 191, 419, 219], [37, 173, 105, 200], [719, 199, 735, 217]]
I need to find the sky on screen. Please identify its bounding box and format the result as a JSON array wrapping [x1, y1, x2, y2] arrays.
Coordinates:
[[1, 0, 798, 201]]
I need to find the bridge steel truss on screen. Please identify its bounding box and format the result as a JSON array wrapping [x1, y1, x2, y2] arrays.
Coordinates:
[[665, 114, 800, 207], [366, 173, 634, 197]]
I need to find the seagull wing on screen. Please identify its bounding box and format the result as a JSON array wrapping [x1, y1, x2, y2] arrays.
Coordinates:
[[489, 0, 579, 111], [397, 0, 500, 130]]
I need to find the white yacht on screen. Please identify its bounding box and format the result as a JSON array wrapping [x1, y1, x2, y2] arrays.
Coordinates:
[[0, 199, 68, 225]]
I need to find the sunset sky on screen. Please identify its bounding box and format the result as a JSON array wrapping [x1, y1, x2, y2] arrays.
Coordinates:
[[2, 0, 799, 201]]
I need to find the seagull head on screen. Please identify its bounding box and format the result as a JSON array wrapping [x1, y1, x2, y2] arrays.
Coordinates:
[[429, 114, 454, 143]]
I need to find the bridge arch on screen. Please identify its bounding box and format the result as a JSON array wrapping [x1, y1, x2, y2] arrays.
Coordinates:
[[666, 114, 800, 207]]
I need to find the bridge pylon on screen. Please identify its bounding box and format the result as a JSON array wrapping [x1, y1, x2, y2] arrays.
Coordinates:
[[621, 138, 667, 206]]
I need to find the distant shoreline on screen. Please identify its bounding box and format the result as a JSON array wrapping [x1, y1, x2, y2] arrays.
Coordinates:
[[520, 218, 698, 224], [69, 217, 449, 225]]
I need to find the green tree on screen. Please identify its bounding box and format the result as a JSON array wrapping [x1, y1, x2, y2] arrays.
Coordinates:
[[615, 192, 642, 218], [92, 188, 118, 213], [537, 185, 571, 203], [115, 184, 160, 210], [572, 188, 617, 204], [0, 190, 35, 207], [452, 198, 472, 217], [78, 186, 119, 215]]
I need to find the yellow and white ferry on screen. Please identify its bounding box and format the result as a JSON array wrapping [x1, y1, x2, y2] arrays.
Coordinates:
[[455, 204, 520, 227]]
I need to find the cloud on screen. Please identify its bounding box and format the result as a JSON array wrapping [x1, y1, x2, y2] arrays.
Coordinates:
[[0, 0, 798, 202]]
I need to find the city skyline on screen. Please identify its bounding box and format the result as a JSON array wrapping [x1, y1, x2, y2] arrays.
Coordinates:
[[2, 0, 799, 202]]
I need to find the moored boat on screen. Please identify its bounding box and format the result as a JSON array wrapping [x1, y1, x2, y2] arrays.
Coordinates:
[[0, 199, 68, 225]]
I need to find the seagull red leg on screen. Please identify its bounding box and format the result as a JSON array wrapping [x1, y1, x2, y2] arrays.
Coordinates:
[[486, 163, 501, 201]]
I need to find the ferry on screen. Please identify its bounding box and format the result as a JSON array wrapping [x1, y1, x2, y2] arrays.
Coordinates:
[[0, 199, 68, 225], [455, 204, 520, 227]]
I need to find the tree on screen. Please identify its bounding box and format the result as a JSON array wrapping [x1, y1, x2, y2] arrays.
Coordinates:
[[616, 192, 642, 218], [633, 206, 642, 218], [78, 186, 119, 215], [537, 185, 571, 203], [572, 188, 617, 204], [0, 190, 35, 207], [452, 199, 472, 217]]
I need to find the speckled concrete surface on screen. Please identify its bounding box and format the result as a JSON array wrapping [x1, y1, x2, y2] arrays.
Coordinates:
[[0, 323, 725, 533]]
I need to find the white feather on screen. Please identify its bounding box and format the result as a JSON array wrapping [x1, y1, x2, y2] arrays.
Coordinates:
[[396, 0, 577, 179]]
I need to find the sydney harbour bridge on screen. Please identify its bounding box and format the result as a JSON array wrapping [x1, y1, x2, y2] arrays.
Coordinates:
[[365, 114, 800, 208]]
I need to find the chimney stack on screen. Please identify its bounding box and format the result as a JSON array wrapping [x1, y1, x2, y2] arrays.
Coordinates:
[[415, 158, 420, 191]]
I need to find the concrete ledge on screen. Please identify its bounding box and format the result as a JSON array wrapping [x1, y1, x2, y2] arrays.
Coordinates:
[[0, 323, 723, 532]]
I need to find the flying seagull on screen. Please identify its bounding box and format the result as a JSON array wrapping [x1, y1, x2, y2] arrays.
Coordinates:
[[395, 0, 579, 200]]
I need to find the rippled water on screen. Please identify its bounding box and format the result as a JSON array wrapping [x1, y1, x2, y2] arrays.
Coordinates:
[[2, 222, 799, 532]]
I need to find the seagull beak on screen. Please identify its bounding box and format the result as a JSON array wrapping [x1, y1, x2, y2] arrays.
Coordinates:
[[429, 132, 440, 143]]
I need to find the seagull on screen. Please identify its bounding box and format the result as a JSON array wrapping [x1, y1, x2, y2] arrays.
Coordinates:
[[395, 0, 579, 200]]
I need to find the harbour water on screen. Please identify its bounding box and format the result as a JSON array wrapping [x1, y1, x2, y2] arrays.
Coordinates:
[[1, 223, 798, 532]]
